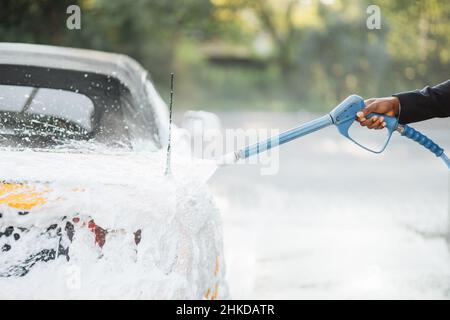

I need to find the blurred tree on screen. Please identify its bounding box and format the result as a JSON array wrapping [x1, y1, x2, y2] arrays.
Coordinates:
[[0, 0, 76, 44], [72, 0, 216, 85], [0, 0, 449, 111], [375, 0, 450, 89], [294, 0, 391, 103], [0, 0, 216, 86], [212, 0, 301, 75]]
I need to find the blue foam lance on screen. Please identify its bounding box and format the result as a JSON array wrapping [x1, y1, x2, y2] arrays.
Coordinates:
[[220, 95, 450, 169]]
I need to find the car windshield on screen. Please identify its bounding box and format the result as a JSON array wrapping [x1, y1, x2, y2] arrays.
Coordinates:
[[0, 65, 160, 152], [0, 85, 94, 134], [0, 84, 101, 149]]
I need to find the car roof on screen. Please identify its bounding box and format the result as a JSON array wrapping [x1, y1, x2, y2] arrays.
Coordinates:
[[0, 42, 149, 96], [0, 43, 169, 147]]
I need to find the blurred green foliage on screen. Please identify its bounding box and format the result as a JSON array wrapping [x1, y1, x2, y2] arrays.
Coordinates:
[[0, 0, 449, 111]]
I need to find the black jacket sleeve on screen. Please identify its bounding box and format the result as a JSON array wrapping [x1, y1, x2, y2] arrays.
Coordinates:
[[392, 79, 450, 124]]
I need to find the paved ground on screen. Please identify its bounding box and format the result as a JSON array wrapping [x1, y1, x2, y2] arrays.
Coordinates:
[[206, 111, 450, 299]]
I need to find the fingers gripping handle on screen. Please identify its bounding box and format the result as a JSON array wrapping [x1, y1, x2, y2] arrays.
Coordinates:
[[366, 113, 398, 132], [399, 125, 444, 157]]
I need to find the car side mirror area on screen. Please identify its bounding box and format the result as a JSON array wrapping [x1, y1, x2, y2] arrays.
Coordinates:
[[180, 110, 223, 159]]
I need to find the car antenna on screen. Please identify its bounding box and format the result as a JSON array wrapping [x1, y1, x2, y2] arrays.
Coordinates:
[[165, 73, 174, 176]]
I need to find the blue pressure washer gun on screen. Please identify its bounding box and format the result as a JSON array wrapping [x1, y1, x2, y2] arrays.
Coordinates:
[[221, 95, 450, 169]]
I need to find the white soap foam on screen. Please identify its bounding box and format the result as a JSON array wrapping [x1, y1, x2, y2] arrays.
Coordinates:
[[0, 143, 228, 299]]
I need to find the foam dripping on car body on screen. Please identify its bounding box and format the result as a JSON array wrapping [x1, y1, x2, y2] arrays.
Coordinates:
[[0, 215, 144, 277]]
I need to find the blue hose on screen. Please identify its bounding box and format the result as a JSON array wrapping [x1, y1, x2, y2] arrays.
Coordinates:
[[399, 125, 443, 156], [398, 124, 449, 168], [440, 153, 450, 169]]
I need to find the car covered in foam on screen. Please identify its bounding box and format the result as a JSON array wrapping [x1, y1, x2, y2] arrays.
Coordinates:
[[0, 43, 227, 299]]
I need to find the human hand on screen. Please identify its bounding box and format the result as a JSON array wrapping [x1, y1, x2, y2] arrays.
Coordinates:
[[356, 97, 400, 129]]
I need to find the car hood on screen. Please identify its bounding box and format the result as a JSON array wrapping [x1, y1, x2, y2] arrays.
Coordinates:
[[0, 149, 227, 299], [0, 149, 217, 231]]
